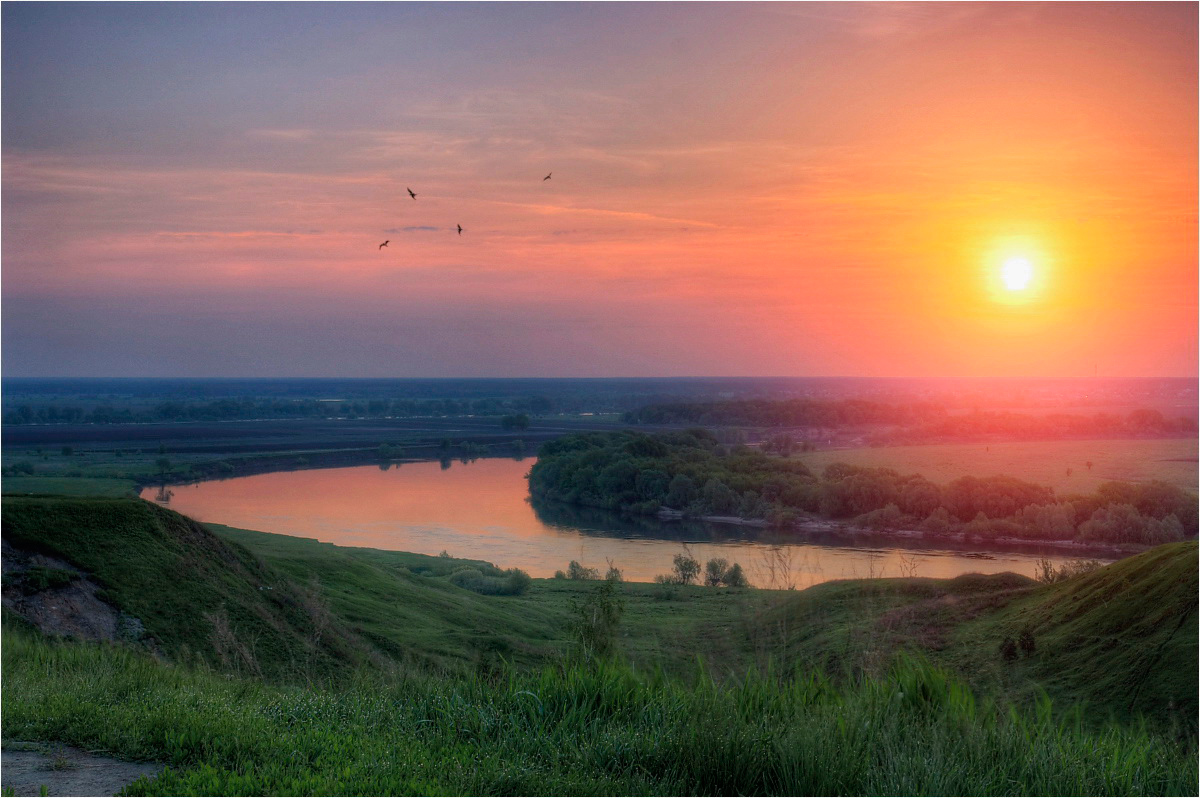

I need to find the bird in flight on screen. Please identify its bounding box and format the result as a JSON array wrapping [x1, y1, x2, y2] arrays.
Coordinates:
[[407, 187, 417, 200], [379, 240, 389, 249], [456, 224, 463, 235], [543, 172, 552, 181]]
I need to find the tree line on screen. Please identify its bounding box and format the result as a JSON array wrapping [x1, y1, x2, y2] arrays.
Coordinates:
[[3, 397, 559, 425], [528, 430, 1197, 546], [622, 399, 1196, 442]]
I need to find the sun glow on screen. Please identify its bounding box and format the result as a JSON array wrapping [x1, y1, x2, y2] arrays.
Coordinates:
[[1001, 257, 1033, 291], [980, 235, 1052, 308]]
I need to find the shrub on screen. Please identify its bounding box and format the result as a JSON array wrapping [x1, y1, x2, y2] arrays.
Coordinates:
[[672, 551, 700, 586], [704, 558, 730, 587], [566, 560, 599, 581], [1078, 504, 1188, 545], [449, 567, 532, 596], [571, 577, 624, 660], [22, 567, 77, 593], [723, 562, 749, 588], [853, 503, 911, 531], [1035, 558, 1103, 584]]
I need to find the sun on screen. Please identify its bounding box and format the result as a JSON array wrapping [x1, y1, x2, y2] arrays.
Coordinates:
[[1000, 257, 1033, 291], [980, 236, 1050, 306]]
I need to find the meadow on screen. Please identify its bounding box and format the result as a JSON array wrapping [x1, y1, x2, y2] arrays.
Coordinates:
[[794, 437, 1198, 493], [3, 492, 1195, 795], [5, 629, 1195, 797]]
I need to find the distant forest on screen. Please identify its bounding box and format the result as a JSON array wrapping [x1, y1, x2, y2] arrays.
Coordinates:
[[2, 397, 560, 426], [528, 430, 1197, 546], [624, 399, 1197, 442]]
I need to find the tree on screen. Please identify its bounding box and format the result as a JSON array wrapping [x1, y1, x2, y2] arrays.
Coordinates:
[[566, 560, 599, 580], [672, 550, 700, 586], [61, 446, 74, 457], [704, 558, 731, 587], [572, 578, 624, 661], [501, 413, 530, 430], [723, 562, 749, 588], [155, 457, 172, 473], [665, 474, 697, 509]]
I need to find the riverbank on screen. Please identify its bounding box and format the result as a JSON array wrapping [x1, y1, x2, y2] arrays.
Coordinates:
[[657, 507, 1150, 559]]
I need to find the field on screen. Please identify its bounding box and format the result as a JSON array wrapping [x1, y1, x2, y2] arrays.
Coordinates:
[[795, 437, 1198, 493]]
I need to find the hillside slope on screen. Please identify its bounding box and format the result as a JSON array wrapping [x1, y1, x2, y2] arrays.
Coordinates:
[[761, 542, 1197, 730], [979, 541, 1197, 728], [1, 496, 369, 679]]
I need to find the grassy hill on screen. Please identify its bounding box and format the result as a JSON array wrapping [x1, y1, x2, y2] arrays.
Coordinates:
[[1, 496, 370, 679], [2, 495, 1195, 795], [1, 496, 780, 679], [759, 542, 1197, 731], [977, 541, 1198, 728], [3, 496, 1194, 724]]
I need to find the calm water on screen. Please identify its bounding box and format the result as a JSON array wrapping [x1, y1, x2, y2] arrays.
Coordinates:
[[142, 458, 1099, 586]]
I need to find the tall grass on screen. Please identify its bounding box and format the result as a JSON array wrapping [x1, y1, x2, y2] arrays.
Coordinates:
[[3, 629, 1194, 796]]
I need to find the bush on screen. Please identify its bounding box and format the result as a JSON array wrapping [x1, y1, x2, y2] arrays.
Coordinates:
[[571, 577, 624, 660], [1035, 557, 1103, 584], [704, 558, 730, 587], [449, 567, 532, 596], [853, 503, 911, 531], [1078, 504, 1187, 545], [566, 561, 599, 581], [22, 566, 77, 593], [672, 551, 700, 586], [724, 562, 749, 588]]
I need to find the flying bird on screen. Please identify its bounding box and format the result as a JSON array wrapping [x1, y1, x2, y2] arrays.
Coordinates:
[[379, 240, 389, 249], [407, 187, 417, 200], [456, 224, 463, 235], [543, 172, 552, 181]]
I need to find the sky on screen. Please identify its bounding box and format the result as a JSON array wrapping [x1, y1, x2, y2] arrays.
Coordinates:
[[2, 1, 1196, 378]]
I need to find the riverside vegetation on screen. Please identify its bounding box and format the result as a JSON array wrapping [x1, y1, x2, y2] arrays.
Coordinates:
[[528, 429, 1198, 546], [1, 494, 1196, 795]]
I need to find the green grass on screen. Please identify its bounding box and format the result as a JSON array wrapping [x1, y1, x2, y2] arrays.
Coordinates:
[[211, 523, 776, 675], [759, 544, 1198, 732], [3, 628, 1194, 796], [0, 496, 774, 678], [795, 437, 1198, 493], [968, 541, 1198, 730], [5, 495, 1194, 729], [3, 496, 1196, 794], [0, 496, 369, 680]]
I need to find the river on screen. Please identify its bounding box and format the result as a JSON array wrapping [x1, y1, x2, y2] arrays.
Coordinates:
[[141, 457, 1100, 586]]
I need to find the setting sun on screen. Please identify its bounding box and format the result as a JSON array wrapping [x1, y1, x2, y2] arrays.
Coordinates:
[[1001, 257, 1034, 291]]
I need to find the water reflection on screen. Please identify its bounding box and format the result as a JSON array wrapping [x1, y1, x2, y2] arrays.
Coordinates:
[[141, 458, 1105, 586]]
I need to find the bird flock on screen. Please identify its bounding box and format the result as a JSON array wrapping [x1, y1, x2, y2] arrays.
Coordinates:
[[380, 172, 551, 249]]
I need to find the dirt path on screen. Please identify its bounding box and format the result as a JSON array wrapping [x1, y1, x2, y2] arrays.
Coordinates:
[[1, 743, 162, 797]]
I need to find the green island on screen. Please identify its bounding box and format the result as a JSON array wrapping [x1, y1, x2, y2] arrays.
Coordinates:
[[529, 429, 1197, 547]]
